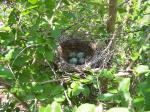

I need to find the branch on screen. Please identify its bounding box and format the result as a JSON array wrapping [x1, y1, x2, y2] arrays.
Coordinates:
[[40, 77, 70, 85], [107, 0, 117, 34]]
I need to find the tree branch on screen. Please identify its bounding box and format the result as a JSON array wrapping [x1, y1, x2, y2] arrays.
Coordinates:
[[107, 0, 117, 34]]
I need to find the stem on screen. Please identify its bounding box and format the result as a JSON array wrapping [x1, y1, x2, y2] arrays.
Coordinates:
[[107, 0, 117, 34]]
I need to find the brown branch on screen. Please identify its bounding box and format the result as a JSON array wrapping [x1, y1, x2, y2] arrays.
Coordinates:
[[107, 0, 117, 34]]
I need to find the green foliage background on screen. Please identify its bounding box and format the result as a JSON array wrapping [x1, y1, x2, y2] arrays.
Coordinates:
[[0, 0, 150, 112]]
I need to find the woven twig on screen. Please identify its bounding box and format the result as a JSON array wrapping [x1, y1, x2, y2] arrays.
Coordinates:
[[56, 28, 120, 72]]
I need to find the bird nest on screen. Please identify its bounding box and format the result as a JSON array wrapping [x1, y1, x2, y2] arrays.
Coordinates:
[[56, 32, 113, 72]]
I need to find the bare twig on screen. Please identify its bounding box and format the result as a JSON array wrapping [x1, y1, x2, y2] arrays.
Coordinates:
[[44, 59, 57, 78], [40, 77, 69, 85], [64, 90, 72, 107]]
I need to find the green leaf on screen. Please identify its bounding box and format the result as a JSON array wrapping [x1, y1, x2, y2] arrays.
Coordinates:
[[135, 65, 150, 75], [62, 0, 70, 5], [4, 49, 14, 61], [71, 82, 83, 96], [39, 102, 62, 112], [45, 0, 55, 17], [82, 85, 90, 97], [28, 0, 38, 4], [118, 78, 130, 93], [51, 27, 61, 38], [39, 106, 46, 112], [99, 69, 114, 79], [39, 104, 51, 112], [76, 103, 96, 112], [133, 97, 144, 108], [45, 105, 51, 112], [44, 46, 54, 62], [8, 9, 19, 25], [106, 107, 129, 112], [0, 66, 13, 79], [80, 75, 94, 84], [54, 95, 65, 103], [131, 52, 139, 61], [97, 93, 115, 101], [51, 102, 62, 112], [140, 75, 150, 110], [88, 0, 102, 4]]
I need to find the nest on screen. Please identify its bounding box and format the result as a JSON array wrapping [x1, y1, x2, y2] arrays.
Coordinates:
[[56, 32, 113, 72]]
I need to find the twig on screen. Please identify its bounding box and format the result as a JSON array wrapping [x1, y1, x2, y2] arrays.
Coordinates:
[[40, 77, 69, 85], [86, 26, 120, 68], [7, 64, 16, 79], [11, 44, 38, 66], [44, 59, 57, 79], [64, 90, 72, 107]]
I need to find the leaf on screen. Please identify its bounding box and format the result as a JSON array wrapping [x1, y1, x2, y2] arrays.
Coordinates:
[[44, 105, 51, 112], [71, 82, 83, 96], [39, 104, 51, 112], [39, 102, 62, 112], [97, 93, 115, 101], [43, 46, 54, 62], [135, 65, 149, 75], [0, 66, 13, 79], [76, 103, 96, 112], [118, 78, 131, 106], [4, 49, 14, 61], [62, 0, 70, 5], [39, 106, 46, 112], [133, 97, 144, 107], [51, 27, 61, 38], [54, 95, 65, 102], [99, 69, 114, 79], [118, 78, 130, 93], [45, 0, 55, 17], [130, 52, 139, 61], [82, 85, 90, 97], [21, 5, 38, 15], [140, 74, 150, 110], [106, 107, 129, 112], [51, 102, 62, 112], [80, 75, 94, 84], [8, 9, 19, 25], [88, 0, 103, 4], [28, 0, 38, 4]]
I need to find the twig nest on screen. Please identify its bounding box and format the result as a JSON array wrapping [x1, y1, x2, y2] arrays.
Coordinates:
[[59, 38, 95, 63], [56, 31, 110, 72]]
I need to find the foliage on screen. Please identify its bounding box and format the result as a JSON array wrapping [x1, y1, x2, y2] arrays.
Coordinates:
[[0, 0, 150, 112]]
